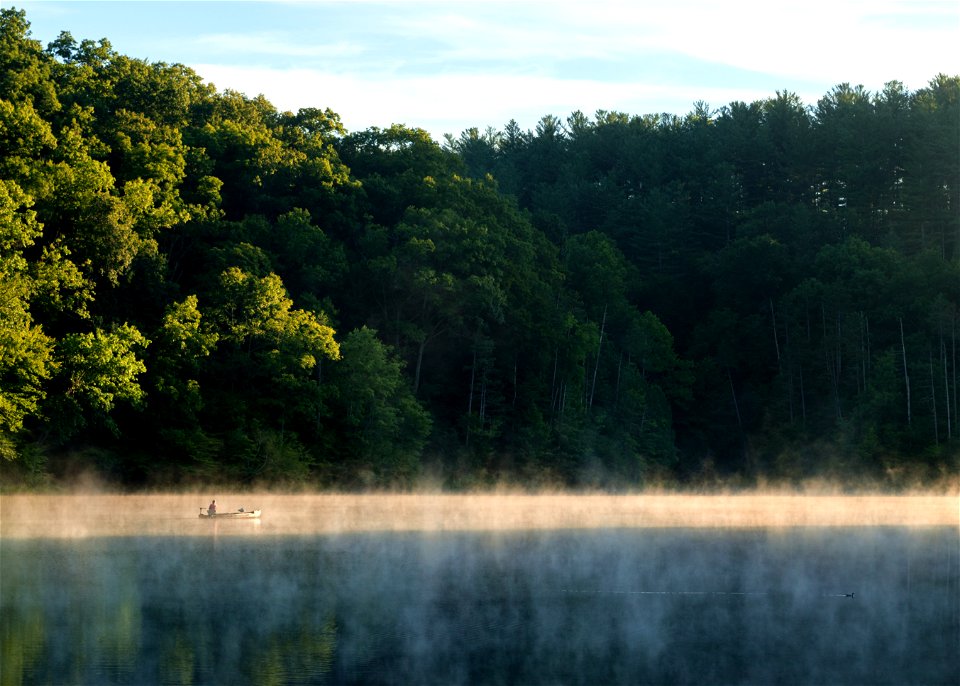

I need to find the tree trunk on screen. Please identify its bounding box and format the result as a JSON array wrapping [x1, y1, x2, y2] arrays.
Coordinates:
[[466, 348, 477, 448], [467, 348, 477, 417], [315, 358, 323, 436], [728, 370, 743, 431], [550, 348, 559, 415], [823, 304, 842, 421], [479, 376, 487, 426], [589, 305, 607, 409], [799, 362, 807, 424], [769, 298, 780, 366], [785, 317, 794, 423], [900, 317, 912, 427], [943, 341, 952, 439], [929, 348, 939, 445], [865, 313, 871, 381], [952, 315, 958, 440], [614, 351, 623, 408], [836, 311, 843, 400], [413, 338, 426, 395], [855, 311, 873, 392]]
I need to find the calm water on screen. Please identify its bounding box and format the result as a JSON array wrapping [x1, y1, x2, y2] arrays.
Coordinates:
[[2, 527, 958, 685]]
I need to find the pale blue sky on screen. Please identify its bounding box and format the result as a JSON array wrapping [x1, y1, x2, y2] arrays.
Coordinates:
[[9, 1, 960, 140]]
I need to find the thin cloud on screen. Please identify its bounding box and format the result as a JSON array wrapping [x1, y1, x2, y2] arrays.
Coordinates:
[[276, 1, 958, 92], [192, 63, 795, 138], [195, 32, 365, 60], [14, 0, 958, 141]]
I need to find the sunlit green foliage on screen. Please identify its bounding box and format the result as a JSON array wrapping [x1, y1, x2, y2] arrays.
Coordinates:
[[0, 7, 955, 488]]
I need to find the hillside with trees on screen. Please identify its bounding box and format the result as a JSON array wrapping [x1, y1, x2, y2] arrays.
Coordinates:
[[1, 9, 957, 490]]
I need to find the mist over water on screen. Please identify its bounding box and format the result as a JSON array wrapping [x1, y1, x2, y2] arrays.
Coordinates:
[[2, 493, 956, 538], [2, 495, 958, 684]]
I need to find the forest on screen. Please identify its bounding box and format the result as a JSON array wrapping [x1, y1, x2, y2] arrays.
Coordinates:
[[1, 8, 957, 490]]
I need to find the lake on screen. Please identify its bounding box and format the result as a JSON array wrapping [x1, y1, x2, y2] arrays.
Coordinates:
[[2, 494, 958, 685]]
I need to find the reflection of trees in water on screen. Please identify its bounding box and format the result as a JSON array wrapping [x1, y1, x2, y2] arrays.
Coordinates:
[[0, 541, 142, 683], [1, 602, 45, 683], [159, 631, 195, 686], [246, 614, 337, 685], [1, 529, 958, 684]]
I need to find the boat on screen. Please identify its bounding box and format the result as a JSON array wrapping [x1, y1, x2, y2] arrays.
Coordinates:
[[199, 508, 261, 519]]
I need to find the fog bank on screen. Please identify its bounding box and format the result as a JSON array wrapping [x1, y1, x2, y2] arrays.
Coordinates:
[[2, 493, 957, 539]]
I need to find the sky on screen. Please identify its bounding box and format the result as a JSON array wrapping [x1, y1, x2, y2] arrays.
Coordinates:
[[8, 0, 960, 141]]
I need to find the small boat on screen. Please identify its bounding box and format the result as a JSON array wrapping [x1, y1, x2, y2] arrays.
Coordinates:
[[199, 508, 261, 519]]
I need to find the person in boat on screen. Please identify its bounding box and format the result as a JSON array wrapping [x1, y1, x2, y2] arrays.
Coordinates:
[[208, 499, 217, 515]]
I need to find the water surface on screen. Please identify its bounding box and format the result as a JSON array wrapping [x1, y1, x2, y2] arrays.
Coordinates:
[[2, 495, 958, 684]]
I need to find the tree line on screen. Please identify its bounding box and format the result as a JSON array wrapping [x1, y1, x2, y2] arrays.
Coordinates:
[[1, 8, 957, 489]]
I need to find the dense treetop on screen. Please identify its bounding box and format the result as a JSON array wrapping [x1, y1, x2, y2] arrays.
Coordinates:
[[1, 8, 957, 490]]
